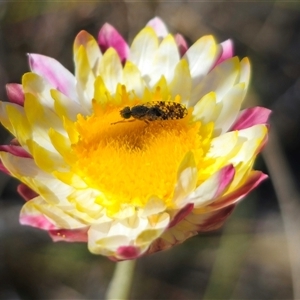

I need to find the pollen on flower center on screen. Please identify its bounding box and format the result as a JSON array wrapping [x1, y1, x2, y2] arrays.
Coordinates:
[[70, 90, 214, 215]]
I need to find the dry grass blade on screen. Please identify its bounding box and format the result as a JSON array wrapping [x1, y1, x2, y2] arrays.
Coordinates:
[[263, 126, 300, 300]]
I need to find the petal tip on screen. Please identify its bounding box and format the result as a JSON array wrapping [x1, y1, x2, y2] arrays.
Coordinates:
[[98, 23, 129, 62], [6, 83, 25, 106], [146, 16, 169, 38]]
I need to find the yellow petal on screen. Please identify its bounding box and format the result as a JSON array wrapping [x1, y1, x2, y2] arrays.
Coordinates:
[[26, 139, 66, 173], [5, 103, 31, 147], [52, 89, 89, 122], [97, 47, 122, 94], [74, 30, 102, 71], [169, 59, 192, 106], [122, 61, 145, 98], [74, 45, 95, 102], [48, 128, 77, 165], [192, 92, 218, 124]]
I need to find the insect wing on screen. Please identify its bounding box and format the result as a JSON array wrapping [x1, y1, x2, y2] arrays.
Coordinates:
[[152, 101, 188, 120]]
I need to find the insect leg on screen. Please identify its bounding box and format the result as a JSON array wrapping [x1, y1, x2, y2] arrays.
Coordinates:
[[111, 119, 137, 125]]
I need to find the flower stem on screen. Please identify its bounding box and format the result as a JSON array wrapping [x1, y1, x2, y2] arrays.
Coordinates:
[[105, 259, 136, 300], [263, 127, 300, 299]]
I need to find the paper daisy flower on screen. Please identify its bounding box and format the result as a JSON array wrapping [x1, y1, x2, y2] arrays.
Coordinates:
[[0, 17, 270, 260]]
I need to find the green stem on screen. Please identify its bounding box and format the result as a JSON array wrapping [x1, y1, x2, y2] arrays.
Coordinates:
[[105, 259, 137, 300]]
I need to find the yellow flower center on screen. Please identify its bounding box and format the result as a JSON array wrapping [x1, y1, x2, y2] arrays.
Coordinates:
[[71, 87, 214, 216]]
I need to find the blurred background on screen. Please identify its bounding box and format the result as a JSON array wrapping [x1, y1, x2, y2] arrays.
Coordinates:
[[0, 1, 299, 299]]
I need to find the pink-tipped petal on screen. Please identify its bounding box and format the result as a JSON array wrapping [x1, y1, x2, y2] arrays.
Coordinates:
[[49, 228, 88, 242], [147, 204, 236, 255], [175, 33, 188, 57], [168, 203, 194, 228], [197, 205, 236, 232], [20, 214, 57, 230], [146, 237, 172, 255], [17, 184, 38, 201], [0, 161, 9, 175], [231, 107, 272, 131], [146, 17, 169, 38], [74, 30, 102, 69], [215, 164, 235, 197], [74, 30, 98, 51], [210, 171, 268, 210], [6, 84, 25, 106], [186, 165, 235, 208], [10, 138, 21, 146], [215, 39, 234, 66], [28, 54, 77, 101], [0, 145, 32, 158], [98, 23, 129, 63]]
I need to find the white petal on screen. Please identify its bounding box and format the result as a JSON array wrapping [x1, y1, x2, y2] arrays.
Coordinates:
[[213, 83, 245, 136], [173, 152, 198, 207], [140, 196, 166, 217], [21, 196, 86, 229], [129, 27, 158, 79], [148, 34, 180, 87], [189, 57, 240, 107], [88, 212, 169, 257], [28, 54, 78, 102], [209, 131, 239, 159], [184, 36, 219, 87], [186, 166, 234, 208], [229, 124, 267, 165]]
